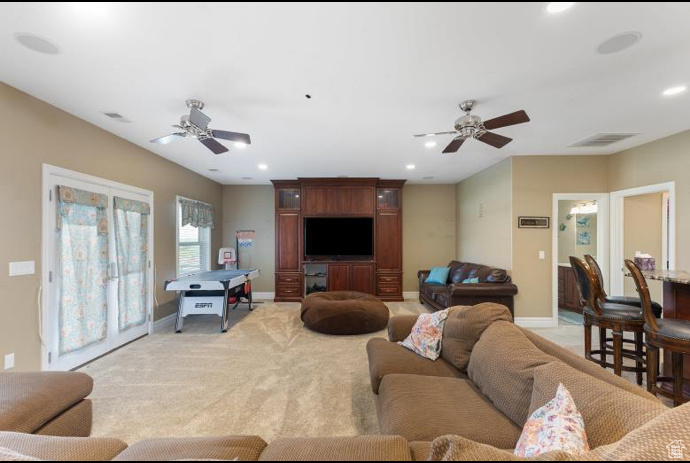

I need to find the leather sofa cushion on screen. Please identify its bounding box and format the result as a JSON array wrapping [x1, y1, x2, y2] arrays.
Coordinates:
[[114, 436, 267, 461], [259, 436, 412, 461], [467, 321, 558, 427], [441, 303, 513, 372], [530, 362, 668, 449], [448, 261, 511, 285], [366, 338, 465, 394], [0, 432, 127, 461], [0, 372, 93, 434], [377, 374, 522, 447]]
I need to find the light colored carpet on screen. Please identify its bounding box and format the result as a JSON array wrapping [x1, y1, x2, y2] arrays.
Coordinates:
[[80, 301, 429, 444]]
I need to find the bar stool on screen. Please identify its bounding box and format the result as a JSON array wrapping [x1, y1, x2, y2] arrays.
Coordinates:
[[584, 255, 663, 316], [570, 256, 647, 384], [626, 259, 690, 407]]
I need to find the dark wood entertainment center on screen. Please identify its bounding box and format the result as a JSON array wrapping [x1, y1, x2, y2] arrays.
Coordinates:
[[272, 178, 406, 302]]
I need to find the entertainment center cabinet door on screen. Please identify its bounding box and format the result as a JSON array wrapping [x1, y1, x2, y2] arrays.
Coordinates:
[[351, 264, 376, 295], [376, 212, 402, 271], [328, 264, 350, 292], [339, 186, 376, 216], [277, 213, 300, 271], [302, 186, 340, 216]]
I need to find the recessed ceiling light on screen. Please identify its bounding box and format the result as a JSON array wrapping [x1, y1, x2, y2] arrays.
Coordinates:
[[406, 164, 416, 170], [546, 2, 576, 14], [258, 164, 268, 170], [234, 142, 248, 148], [14, 33, 60, 55], [663, 86, 687, 97], [596, 32, 642, 55], [425, 141, 437, 148]]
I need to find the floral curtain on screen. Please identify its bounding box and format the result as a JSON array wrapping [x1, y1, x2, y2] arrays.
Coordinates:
[[114, 198, 150, 332], [180, 198, 214, 229], [57, 186, 109, 355]]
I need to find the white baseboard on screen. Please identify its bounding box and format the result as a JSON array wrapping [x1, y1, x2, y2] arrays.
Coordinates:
[[515, 317, 557, 329], [152, 314, 176, 333], [253, 292, 276, 301], [403, 292, 420, 301]]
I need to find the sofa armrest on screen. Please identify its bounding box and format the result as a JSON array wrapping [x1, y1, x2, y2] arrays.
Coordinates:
[[0, 432, 128, 461], [258, 436, 412, 461], [418, 270, 431, 285], [449, 283, 518, 297], [388, 315, 419, 342]]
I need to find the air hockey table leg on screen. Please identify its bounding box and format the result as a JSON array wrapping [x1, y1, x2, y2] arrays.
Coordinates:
[[175, 292, 185, 333], [221, 288, 230, 333]]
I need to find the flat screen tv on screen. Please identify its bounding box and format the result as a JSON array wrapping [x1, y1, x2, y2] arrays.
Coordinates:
[[304, 217, 374, 258]]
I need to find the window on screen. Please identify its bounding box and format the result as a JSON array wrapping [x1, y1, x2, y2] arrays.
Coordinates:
[[177, 197, 212, 276]]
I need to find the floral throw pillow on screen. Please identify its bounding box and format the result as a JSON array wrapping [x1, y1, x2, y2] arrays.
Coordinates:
[[398, 309, 450, 360], [514, 383, 589, 458]]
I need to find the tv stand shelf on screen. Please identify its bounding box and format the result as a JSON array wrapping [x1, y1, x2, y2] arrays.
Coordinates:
[[272, 178, 405, 302]]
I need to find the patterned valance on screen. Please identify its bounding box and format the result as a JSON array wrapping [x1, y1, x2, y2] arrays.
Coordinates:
[[114, 197, 151, 215], [180, 198, 214, 229], [57, 186, 109, 235], [58, 186, 108, 208]]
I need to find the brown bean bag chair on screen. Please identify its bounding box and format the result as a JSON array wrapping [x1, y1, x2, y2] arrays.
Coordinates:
[[301, 291, 390, 335]]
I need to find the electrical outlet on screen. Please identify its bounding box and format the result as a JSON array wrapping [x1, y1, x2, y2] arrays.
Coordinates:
[[4, 353, 15, 371]]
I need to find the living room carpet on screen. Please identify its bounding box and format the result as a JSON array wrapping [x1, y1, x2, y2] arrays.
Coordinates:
[[80, 302, 429, 444]]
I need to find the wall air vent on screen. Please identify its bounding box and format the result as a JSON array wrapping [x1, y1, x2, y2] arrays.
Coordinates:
[[103, 112, 131, 123], [570, 133, 638, 148]]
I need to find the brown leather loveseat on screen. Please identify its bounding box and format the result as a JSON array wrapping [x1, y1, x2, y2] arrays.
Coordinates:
[[418, 261, 517, 315]]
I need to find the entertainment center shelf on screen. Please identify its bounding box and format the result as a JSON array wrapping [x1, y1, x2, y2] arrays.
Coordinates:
[[272, 178, 405, 302]]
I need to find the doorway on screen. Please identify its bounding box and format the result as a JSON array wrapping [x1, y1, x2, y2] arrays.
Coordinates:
[[41, 165, 154, 371], [610, 182, 676, 298], [552, 194, 609, 327]]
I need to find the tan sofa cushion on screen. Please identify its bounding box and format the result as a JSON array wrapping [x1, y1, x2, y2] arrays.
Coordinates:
[[0, 432, 127, 461], [409, 441, 432, 462], [427, 402, 690, 461], [441, 303, 513, 372], [467, 321, 558, 427], [366, 338, 465, 394], [519, 327, 658, 402], [259, 436, 411, 461], [35, 400, 92, 438], [377, 374, 522, 448], [0, 372, 93, 434], [530, 361, 668, 449], [113, 436, 267, 461]]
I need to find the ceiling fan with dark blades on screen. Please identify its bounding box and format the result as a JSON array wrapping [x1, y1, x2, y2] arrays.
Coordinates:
[[414, 100, 530, 154], [150, 100, 251, 155]]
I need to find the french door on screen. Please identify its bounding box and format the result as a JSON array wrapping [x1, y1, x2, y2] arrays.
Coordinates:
[[42, 166, 154, 371]]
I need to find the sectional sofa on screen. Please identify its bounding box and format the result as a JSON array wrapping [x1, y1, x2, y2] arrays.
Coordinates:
[[1, 303, 689, 461]]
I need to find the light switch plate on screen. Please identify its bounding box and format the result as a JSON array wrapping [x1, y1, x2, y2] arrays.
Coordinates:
[[539, 251, 546, 260], [4, 354, 14, 371], [9, 261, 35, 277]]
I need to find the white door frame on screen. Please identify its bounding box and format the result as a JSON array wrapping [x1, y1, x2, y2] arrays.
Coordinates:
[[552, 193, 609, 327], [41, 164, 155, 371], [609, 182, 676, 297]]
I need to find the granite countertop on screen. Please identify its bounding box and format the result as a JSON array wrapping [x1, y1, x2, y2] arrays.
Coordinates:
[[624, 269, 690, 285]]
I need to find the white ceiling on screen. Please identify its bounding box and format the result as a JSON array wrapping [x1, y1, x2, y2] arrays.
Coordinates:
[[1, 2, 690, 185]]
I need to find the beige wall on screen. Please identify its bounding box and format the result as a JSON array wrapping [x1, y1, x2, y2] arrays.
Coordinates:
[[511, 156, 609, 319], [455, 158, 512, 271], [402, 184, 457, 292], [0, 83, 223, 371], [623, 193, 664, 302], [221, 186, 275, 293], [609, 130, 690, 276]]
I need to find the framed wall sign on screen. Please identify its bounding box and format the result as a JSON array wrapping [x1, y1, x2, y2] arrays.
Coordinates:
[[518, 216, 550, 229]]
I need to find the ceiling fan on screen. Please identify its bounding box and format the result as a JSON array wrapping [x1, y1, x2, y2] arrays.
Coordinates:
[[414, 100, 530, 153], [150, 99, 251, 155]]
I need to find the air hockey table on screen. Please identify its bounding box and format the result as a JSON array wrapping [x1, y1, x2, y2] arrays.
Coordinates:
[[165, 269, 260, 333]]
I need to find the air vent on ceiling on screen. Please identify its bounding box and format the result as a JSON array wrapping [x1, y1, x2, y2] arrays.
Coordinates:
[[103, 112, 131, 123], [570, 133, 638, 148]]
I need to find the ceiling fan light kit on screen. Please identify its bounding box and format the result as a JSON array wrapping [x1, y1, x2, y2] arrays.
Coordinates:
[[414, 100, 531, 154], [150, 99, 252, 155]]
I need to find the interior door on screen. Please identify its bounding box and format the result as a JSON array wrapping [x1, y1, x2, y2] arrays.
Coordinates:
[[44, 168, 153, 371]]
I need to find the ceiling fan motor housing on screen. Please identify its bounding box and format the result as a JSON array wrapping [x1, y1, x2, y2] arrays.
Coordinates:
[[454, 114, 484, 138]]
